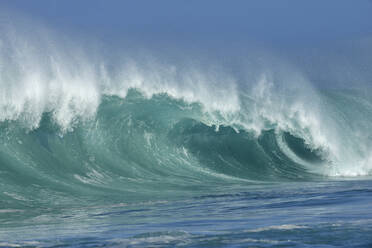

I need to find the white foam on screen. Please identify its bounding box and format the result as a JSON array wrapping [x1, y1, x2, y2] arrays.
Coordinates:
[[246, 224, 307, 233], [0, 209, 23, 213], [0, 19, 240, 132]]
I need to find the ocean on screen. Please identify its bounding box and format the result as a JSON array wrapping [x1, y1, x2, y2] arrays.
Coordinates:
[[1, 86, 372, 247], [1, 5, 372, 245]]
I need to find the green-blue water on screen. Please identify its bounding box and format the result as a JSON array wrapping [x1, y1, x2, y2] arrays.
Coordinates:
[[1, 88, 372, 247]]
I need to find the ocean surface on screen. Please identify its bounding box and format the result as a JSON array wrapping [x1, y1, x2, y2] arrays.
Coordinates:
[[1, 11, 372, 245], [1, 86, 372, 247]]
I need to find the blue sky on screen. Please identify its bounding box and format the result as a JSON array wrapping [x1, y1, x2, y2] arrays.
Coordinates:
[[1, 0, 372, 87], [2, 0, 372, 44]]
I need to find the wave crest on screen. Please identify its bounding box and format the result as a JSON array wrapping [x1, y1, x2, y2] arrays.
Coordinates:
[[1, 17, 372, 210]]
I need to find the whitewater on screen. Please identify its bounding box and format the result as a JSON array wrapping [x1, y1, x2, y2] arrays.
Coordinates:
[[1, 14, 372, 248]]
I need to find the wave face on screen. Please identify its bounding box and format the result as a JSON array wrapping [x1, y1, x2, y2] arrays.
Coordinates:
[[1, 18, 372, 211], [1, 86, 372, 209]]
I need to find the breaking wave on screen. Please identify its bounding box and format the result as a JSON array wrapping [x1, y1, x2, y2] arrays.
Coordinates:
[[1, 15, 372, 210]]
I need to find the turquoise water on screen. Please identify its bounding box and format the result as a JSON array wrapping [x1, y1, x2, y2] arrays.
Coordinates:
[[1, 88, 372, 247]]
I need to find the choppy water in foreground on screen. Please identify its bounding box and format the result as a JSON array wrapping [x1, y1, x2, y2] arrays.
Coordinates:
[[1, 180, 372, 247]]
